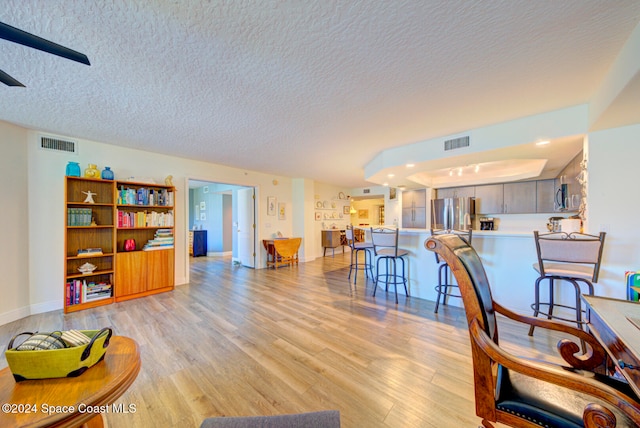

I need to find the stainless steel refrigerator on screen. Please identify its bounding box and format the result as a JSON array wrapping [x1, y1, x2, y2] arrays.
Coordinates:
[[431, 197, 475, 230]]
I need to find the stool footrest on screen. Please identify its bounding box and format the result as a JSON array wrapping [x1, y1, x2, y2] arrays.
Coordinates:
[[529, 302, 587, 325], [434, 284, 461, 299]]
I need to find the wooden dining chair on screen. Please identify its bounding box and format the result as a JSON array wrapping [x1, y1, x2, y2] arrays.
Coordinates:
[[425, 234, 640, 428]]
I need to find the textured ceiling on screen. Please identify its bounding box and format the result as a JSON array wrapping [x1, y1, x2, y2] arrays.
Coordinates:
[[1, 1, 639, 187]]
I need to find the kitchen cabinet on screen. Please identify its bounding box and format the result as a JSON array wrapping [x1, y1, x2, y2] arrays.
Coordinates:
[[474, 184, 504, 214], [503, 181, 536, 213], [557, 152, 583, 212], [536, 179, 556, 213], [402, 189, 427, 228], [436, 186, 475, 199]]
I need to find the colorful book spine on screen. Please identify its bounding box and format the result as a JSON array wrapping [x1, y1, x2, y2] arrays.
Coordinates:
[[626, 271, 640, 301]]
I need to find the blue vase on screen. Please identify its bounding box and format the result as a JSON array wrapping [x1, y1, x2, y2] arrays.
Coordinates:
[[101, 166, 114, 180], [65, 161, 81, 177]]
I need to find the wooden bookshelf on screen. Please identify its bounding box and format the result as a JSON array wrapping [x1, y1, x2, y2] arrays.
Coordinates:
[[114, 180, 175, 302], [64, 177, 115, 313], [64, 177, 175, 312]]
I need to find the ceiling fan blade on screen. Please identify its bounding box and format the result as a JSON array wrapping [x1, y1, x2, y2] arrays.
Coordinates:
[[0, 21, 90, 66], [0, 69, 25, 87]]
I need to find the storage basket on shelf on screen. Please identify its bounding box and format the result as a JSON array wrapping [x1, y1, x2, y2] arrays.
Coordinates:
[[5, 327, 112, 381]]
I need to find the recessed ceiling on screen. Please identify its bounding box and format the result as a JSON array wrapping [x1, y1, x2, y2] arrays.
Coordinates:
[[408, 159, 548, 188], [0, 1, 639, 187], [367, 136, 585, 188]]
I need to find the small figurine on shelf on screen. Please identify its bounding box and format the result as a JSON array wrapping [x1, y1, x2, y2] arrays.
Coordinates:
[[165, 175, 174, 186], [84, 164, 100, 178], [82, 190, 97, 203]]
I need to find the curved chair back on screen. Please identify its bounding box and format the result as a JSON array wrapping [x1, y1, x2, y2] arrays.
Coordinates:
[[370, 227, 400, 257], [430, 228, 472, 264], [425, 234, 497, 342], [345, 225, 356, 250], [534, 231, 606, 282]]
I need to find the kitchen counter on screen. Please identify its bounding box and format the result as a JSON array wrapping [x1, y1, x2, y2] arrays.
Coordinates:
[[370, 229, 542, 313]]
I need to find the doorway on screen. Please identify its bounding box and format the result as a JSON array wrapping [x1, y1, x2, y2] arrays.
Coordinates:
[[188, 180, 256, 274], [349, 195, 386, 227]]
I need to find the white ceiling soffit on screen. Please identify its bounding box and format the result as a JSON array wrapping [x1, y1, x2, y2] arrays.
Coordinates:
[[375, 136, 584, 189], [408, 159, 548, 188]]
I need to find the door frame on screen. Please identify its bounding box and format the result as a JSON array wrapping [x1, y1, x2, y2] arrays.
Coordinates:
[[184, 178, 260, 283]]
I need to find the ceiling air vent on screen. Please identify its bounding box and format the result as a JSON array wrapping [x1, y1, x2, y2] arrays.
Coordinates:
[[444, 136, 470, 151], [39, 135, 78, 154]]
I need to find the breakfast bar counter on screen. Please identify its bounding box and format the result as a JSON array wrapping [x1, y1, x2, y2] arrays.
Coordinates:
[[378, 229, 542, 313]]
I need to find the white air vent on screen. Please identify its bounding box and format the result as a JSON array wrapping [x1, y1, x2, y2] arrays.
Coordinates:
[[444, 136, 470, 151], [39, 135, 78, 154]]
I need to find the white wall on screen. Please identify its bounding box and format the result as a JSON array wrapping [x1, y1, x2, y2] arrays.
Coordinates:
[[21, 128, 307, 319], [587, 124, 640, 299], [312, 182, 352, 257], [0, 122, 30, 325]]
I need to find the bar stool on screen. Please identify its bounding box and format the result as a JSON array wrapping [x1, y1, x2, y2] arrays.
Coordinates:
[[345, 225, 375, 284], [430, 228, 472, 313], [370, 227, 410, 304], [528, 230, 606, 338]]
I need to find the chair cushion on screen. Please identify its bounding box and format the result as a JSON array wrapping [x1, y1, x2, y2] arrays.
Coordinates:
[[200, 410, 340, 428], [353, 242, 373, 249], [376, 248, 409, 257], [496, 364, 637, 427], [533, 263, 595, 281]]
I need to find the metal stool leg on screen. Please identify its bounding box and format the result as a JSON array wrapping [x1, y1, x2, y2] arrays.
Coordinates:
[[528, 276, 545, 336], [400, 256, 408, 296]]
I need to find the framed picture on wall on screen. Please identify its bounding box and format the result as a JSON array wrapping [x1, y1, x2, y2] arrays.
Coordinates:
[[315, 212, 322, 221], [343, 206, 350, 215], [200, 201, 206, 210], [267, 196, 276, 216], [278, 202, 286, 220], [358, 209, 368, 219]]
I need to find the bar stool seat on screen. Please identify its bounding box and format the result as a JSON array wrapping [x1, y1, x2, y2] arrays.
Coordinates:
[[528, 230, 606, 340], [370, 227, 410, 304], [345, 225, 375, 284], [431, 228, 472, 313]]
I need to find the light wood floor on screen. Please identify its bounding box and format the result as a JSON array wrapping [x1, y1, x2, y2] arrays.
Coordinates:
[[0, 253, 568, 427]]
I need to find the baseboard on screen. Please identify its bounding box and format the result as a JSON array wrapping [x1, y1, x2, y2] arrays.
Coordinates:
[[31, 299, 62, 315], [207, 251, 233, 257], [0, 305, 31, 326]]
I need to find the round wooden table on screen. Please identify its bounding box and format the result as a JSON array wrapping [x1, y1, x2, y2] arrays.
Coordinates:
[[0, 336, 140, 428]]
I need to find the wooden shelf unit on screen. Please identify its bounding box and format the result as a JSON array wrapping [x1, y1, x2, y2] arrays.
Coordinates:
[[114, 180, 175, 302], [64, 177, 175, 313], [64, 177, 116, 313]]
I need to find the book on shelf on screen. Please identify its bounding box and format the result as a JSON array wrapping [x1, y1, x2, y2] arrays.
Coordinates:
[[67, 208, 93, 226], [142, 228, 174, 251], [626, 271, 640, 301], [66, 279, 112, 306], [117, 210, 174, 227], [118, 186, 174, 207], [77, 248, 103, 257]]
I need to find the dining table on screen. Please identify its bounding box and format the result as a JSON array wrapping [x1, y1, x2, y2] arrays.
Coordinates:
[[583, 295, 640, 399]]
